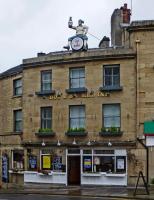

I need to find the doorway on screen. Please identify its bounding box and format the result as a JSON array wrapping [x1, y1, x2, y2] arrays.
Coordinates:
[[68, 156, 80, 185]]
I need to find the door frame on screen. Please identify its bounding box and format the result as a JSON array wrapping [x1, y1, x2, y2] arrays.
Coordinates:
[[66, 148, 81, 186]]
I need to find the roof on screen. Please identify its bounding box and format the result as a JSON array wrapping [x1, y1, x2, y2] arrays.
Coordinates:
[[0, 65, 23, 79], [128, 20, 154, 31]]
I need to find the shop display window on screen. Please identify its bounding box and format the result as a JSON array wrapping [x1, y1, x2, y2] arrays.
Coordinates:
[[83, 156, 92, 172], [82, 149, 126, 174], [12, 150, 24, 170], [40, 149, 66, 172], [94, 156, 115, 172], [28, 155, 37, 170]]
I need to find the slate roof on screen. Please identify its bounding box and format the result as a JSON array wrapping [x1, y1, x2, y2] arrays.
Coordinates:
[[0, 65, 23, 79]]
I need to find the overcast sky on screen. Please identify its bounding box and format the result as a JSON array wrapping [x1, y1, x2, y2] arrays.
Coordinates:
[[0, 0, 154, 73]]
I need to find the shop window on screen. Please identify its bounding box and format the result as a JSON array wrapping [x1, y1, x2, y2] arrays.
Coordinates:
[[13, 78, 22, 96], [28, 155, 37, 170], [83, 156, 92, 172], [41, 107, 52, 129], [93, 156, 115, 173], [41, 71, 52, 91], [70, 68, 85, 89], [12, 150, 24, 170], [103, 104, 120, 128], [69, 105, 85, 129], [40, 149, 66, 172], [103, 65, 120, 87], [116, 156, 126, 173], [41, 155, 53, 170], [14, 110, 22, 132]]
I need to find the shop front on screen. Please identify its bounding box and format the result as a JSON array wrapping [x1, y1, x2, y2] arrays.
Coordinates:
[[24, 147, 127, 186]]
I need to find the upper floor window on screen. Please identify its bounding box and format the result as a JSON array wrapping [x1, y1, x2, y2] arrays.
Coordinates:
[[14, 110, 22, 132], [70, 68, 85, 89], [103, 104, 120, 128], [41, 71, 52, 91], [69, 105, 85, 129], [13, 78, 22, 96], [41, 107, 52, 129], [103, 65, 120, 87]]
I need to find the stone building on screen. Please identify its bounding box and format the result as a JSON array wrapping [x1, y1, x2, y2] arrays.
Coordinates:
[[0, 4, 154, 187]]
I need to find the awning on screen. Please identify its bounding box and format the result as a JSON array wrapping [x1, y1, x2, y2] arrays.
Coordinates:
[[144, 121, 154, 135]]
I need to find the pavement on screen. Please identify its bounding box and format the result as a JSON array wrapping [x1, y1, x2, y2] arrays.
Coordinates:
[[1, 184, 154, 200]]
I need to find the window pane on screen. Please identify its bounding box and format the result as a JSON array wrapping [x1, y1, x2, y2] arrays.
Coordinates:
[[70, 106, 85, 129], [79, 78, 85, 87], [83, 156, 92, 172], [71, 79, 79, 88], [103, 105, 120, 128], [94, 156, 115, 172], [41, 72, 52, 91], [104, 66, 120, 86], [41, 107, 52, 129], [104, 75, 112, 86], [113, 67, 119, 75], [70, 68, 85, 88], [113, 75, 120, 86], [14, 79, 22, 95], [104, 68, 112, 75]]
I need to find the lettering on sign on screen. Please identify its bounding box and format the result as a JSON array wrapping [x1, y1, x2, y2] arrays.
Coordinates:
[[49, 91, 109, 100]]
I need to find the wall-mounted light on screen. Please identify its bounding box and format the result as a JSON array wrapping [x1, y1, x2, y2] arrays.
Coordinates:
[[72, 138, 77, 145], [87, 139, 91, 146], [108, 140, 112, 147], [42, 140, 46, 146], [57, 140, 61, 146]]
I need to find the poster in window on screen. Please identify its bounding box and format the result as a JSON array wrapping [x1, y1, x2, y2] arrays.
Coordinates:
[[53, 156, 62, 171], [117, 159, 124, 169], [83, 156, 92, 169], [42, 155, 51, 169], [29, 156, 37, 170], [2, 154, 9, 183]]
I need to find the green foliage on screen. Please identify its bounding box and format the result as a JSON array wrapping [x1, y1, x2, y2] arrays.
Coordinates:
[[39, 128, 53, 133], [101, 127, 120, 133], [68, 127, 85, 132]]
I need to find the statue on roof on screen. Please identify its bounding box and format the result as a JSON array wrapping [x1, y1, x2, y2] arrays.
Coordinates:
[[63, 17, 89, 51]]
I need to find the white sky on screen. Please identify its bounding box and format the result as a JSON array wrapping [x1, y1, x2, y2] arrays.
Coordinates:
[[0, 0, 154, 73]]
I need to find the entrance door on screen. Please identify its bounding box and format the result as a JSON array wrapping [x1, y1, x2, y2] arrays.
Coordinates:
[[68, 156, 80, 185]]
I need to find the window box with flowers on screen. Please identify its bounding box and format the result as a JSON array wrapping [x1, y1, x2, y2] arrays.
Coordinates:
[[99, 127, 123, 136], [35, 128, 55, 137], [65, 127, 87, 136]]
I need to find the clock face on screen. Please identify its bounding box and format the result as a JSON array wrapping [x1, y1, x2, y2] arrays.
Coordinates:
[[71, 37, 83, 51]]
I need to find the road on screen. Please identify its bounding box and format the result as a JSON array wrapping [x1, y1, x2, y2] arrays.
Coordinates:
[[0, 194, 137, 200]]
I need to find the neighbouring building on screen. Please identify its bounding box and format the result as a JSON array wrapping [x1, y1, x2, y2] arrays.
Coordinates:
[[0, 4, 154, 187]]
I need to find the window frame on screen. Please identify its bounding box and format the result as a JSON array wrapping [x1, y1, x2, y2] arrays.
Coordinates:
[[102, 104, 121, 129], [103, 65, 120, 87], [40, 107, 52, 129], [12, 150, 24, 170], [69, 105, 86, 129], [41, 70, 52, 92], [69, 67, 85, 89], [14, 109, 22, 132], [13, 78, 22, 96]]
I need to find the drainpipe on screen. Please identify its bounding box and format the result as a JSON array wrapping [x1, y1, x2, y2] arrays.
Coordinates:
[[135, 40, 149, 183], [137, 138, 149, 184], [135, 39, 141, 136]]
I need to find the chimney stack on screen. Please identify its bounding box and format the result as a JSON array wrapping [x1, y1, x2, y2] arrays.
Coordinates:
[[111, 3, 131, 47], [99, 36, 110, 48], [120, 3, 131, 24]]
